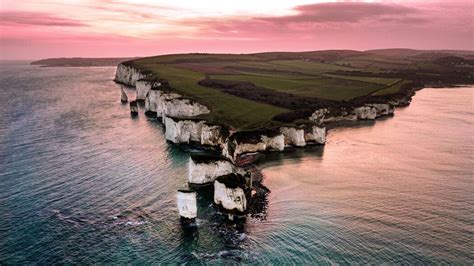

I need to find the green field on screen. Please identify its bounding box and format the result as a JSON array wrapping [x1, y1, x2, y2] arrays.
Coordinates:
[[125, 50, 473, 130]]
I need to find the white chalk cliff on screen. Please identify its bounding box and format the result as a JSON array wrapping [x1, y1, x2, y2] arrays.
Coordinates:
[[164, 117, 204, 144], [188, 157, 241, 185], [214, 179, 247, 213], [115, 64, 150, 87], [177, 190, 197, 219], [280, 127, 306, 147], [222, 133, 285, 162]]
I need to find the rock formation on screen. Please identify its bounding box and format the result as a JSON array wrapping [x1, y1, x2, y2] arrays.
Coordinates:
[[129, 100, 138, 116], [214, 174, 248, 219], [177, 189, 197, 226], [120, 87, 128, 103], [188, 154, 243, 185]]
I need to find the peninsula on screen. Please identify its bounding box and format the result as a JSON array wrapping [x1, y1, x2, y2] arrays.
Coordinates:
[[114, 49, 473, 223]]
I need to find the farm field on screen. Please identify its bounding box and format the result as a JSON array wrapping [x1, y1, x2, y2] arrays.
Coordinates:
[[124, 49, 474, 130]]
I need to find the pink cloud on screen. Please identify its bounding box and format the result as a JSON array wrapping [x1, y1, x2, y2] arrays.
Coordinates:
[[0, 1, 472, 60], [0, 11, 87, 27]]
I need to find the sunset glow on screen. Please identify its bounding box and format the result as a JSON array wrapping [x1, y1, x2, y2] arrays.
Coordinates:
[[1, 0, 472, 59]]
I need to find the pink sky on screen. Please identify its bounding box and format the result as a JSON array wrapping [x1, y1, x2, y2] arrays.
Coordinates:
[[0, 0, 472, 60]]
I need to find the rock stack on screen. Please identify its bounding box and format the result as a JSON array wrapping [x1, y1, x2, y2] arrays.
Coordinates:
[[120, 87, 128, 103], [177, 189, 197, 227], [214, 174, 248, 221], [129, 100, 138, 116]]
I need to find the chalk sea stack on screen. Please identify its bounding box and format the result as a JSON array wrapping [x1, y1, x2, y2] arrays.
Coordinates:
[[120, 87, 128, 103], [177, 189, 197, 226], [129, 100, 138, 116], [214, 173, 248, 220]]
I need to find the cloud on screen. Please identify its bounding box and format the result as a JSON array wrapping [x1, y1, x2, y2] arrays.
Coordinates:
[[0, 11, 87, 27], [183, 2, 426, 38], [282, 2, 420, 23]]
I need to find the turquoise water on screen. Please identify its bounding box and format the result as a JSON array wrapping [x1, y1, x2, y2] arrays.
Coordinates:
[[1, 62, 473, 264]]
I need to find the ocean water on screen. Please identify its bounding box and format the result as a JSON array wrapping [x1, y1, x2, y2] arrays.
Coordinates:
[[0, 62, 472, 264]]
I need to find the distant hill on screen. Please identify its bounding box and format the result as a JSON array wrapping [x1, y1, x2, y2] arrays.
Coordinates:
[[31, 57, 137, 67]]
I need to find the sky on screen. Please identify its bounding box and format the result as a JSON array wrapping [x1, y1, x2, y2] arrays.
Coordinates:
[[0, 0, 472, 60]]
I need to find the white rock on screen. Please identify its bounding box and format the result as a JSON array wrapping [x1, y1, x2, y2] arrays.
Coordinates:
[[120, 87, 128, 103], [223, 133, 285, 162], [201, 124, 226, 147], [280, 127, 306, 147], [309, 108, 329, 124], [188, 158, 236, 184], [366, 103, 394, 117], [163, 98, 210, 118], [115, 64, 150, 86], [214, 178, 247, 213], [262, 134, 285, 151], [135, 80, 153, 100], [354, 106, 377, 120], [305, 126, 326, 144], [177, 190, 197, 219], [164, 117, 204, 143]]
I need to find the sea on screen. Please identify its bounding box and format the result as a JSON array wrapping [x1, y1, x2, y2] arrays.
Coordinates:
[[1, 62, 472, 264]]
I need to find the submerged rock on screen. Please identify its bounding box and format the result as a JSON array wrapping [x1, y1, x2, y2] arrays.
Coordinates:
[[214, 174, 248, 218]]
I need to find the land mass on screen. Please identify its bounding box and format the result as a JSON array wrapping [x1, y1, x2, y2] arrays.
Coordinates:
[[113, 48, 473, 221], [31, 57, 136, 67], [115, 49, 474, 130]]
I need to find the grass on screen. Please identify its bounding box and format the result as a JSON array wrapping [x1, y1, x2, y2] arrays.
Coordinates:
[[134, 63, 288, 130], [122, 50, 461, 130], [210, 74, 385, 101]]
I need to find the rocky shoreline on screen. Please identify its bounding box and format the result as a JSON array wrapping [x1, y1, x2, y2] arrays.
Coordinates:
[[115, 63, 422, 225]]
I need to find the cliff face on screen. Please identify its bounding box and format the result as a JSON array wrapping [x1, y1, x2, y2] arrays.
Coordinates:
[[214, 174, 247, 215], [164, 117, 204, 144], [177, 190, 197, 219], [115, 64, 329, 160], [115, 64, 150, 86], [188, 156, 243, 184], [222, 132, 285, 162], [309, 103, 394, 124]]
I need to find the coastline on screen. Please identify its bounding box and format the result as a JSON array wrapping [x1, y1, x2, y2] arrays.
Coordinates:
[[114, 62, 426, 222]]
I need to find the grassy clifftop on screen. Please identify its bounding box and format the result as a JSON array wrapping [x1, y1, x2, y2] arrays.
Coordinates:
[[125, 49, 474, 130]]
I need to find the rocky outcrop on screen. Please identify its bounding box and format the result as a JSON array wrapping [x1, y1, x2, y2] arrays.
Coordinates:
[[136, 80, 151, 101], [120, 87, 128, 103], [162, 98, 210, 118], [200, 124, 228, 147], [130, 100, 138, 115], [115, 63, 150, 86], [177, 189, 197, 219], [354, 106, 377, 120], [222, 130, 285, 162], [366, 103, 394, 117], [309, 104, 394, 124], [214, 174, 248, 216], [145, 90, 181, 115], [188, 154, 243, 185], [304, 126, 326, 144], [164, 117, 204, 144], [280, 127, 306, 147]]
